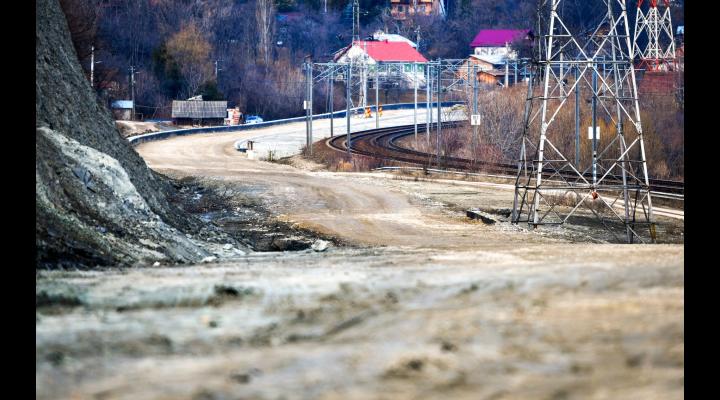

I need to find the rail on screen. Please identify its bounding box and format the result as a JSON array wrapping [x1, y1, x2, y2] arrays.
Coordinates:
[[325, 124, 685, 198]]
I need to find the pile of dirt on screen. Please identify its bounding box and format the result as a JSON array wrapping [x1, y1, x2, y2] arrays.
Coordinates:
[[35, 0, 226, 268], [167, 177, 343, 252], [115, 121, 163, 138]]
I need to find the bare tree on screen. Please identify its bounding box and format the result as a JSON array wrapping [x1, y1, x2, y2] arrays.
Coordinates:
[[166, 22, 214, 98], [256, 0, 276, 66]]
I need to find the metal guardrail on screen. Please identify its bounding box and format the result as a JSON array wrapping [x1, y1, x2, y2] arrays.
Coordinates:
[[127, 101, 464, 146]]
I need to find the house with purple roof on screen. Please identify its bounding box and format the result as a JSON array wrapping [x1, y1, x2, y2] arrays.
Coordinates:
[[470, 29, 532, 60]]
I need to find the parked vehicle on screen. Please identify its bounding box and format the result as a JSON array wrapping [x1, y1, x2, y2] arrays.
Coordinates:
[[245, 115, 263, 124]]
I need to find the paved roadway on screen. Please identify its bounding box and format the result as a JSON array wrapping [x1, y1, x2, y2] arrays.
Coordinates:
[[209, 107, 464, 159]]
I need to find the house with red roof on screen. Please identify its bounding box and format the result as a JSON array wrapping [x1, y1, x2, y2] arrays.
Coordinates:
[[389, 0, 445, 20], [333, 39, 428, 86], [470, 29, 532, 60]]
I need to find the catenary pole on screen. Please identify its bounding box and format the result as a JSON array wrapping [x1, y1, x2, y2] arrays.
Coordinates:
[[329, 69, 334, 137], [346, 64, 351, 155], [375, 64, 379, 128]]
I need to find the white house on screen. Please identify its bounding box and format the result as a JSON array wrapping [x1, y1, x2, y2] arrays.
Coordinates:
[[333, 40, 428, 87], [469, 29, 531, 60]]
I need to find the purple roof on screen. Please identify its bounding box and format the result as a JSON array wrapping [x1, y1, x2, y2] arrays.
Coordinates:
[[470, 29, 530, 47]]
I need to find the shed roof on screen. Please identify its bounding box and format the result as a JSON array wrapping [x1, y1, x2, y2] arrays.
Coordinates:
[[111, 100, 133, 109], [470, 29, 530, 47], [172, 101, 228, 119], [470, 53, 508, 65]]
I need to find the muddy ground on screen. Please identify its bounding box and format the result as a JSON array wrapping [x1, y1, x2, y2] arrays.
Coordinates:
[[37, 136, 683, 399]]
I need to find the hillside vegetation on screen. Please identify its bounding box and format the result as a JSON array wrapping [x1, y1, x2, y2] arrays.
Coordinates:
[[63, 0, 684, 121]]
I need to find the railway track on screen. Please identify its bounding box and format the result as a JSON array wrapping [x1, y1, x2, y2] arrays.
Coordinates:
[[325, 123, 685, 197]]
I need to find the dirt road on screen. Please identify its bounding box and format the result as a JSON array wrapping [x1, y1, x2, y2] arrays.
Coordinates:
[[136, 131, 546, 249]]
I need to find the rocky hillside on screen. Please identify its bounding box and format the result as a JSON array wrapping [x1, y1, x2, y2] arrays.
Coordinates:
[[36, 0, 217, 268]]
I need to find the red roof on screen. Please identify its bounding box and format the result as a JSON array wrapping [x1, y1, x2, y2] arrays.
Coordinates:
[[351, 40, 427, 62], [470, 29, 530, 47]]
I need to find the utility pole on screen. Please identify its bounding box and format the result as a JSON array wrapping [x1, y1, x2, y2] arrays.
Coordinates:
[[89, 45, 102, 90], [308, 61, 313, 156], [415, 26, 421, 54], [130, 65, 136, 121], [304, 60, 313, 155], [214, 60, 223, 78], [90, 45, 95, 88]]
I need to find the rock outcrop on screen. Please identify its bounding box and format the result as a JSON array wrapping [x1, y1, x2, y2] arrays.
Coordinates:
[[36, 0, 210, 268]]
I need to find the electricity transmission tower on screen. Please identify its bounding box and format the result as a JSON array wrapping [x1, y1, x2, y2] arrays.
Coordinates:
[[511, 0, 656, 243], [632, 0, 676, 71]]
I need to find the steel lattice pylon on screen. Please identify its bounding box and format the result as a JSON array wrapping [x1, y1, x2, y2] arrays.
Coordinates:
[[632, 0, 676, 71], [511, 0, 656, 243]]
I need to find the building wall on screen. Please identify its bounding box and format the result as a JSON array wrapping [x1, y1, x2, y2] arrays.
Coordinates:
[[390, 0, 437, 20], [335, 50, 427, 88], [173, 118, 225, 127], [478, 72, 500, 86], [112, 109, 132, 121], [457, 58, 495, 79], [473, 46, 518, 60]]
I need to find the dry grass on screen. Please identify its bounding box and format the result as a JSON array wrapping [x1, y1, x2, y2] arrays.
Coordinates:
[[306, 142, 390, 172], [539, 190, 615, 214]]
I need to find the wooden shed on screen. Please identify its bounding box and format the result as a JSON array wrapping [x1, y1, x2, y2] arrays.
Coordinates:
[[172, 100, 228, 126], [477, 69, 506, 86]]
